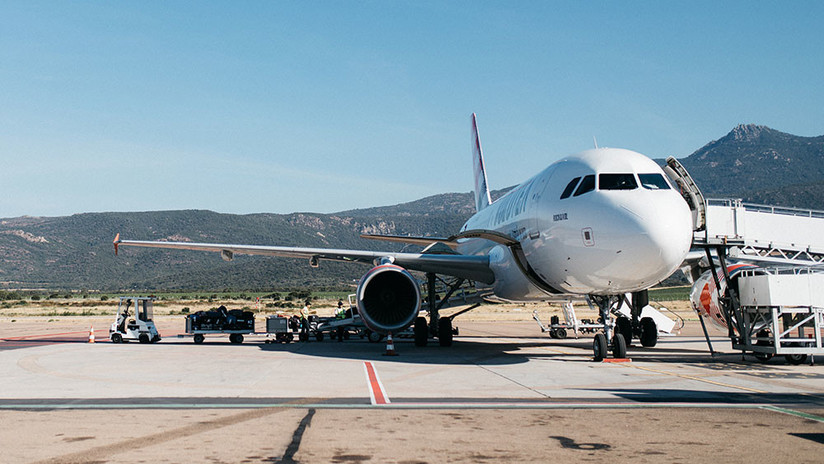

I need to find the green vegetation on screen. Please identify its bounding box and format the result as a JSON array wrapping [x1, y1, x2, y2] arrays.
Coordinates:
[[649, 286, 690, 301]]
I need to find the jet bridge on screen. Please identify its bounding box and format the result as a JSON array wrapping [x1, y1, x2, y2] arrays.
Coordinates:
[[695, 199, 824, 265], [665, 157, 824, 363]]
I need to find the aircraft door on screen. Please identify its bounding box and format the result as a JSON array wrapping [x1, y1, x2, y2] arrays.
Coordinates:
[[528, 167, 556, 241]]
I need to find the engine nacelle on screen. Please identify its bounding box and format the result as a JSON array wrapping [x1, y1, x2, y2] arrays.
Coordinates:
[[689, 263, 760, 330], [356, 264, 421, 334]]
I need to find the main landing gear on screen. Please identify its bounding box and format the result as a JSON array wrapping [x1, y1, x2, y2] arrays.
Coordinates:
[[589, 295, 629, 361]]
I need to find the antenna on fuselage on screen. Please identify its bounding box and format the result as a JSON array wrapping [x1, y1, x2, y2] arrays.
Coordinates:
[[593, 136, 599, 149]]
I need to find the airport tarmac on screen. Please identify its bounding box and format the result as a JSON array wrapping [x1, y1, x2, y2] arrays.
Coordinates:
[[1, 318, 823, 463]]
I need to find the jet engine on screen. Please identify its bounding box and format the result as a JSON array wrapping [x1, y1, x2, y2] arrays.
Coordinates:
[[689, 263, 760, 330], [356, 264, 421, 334]]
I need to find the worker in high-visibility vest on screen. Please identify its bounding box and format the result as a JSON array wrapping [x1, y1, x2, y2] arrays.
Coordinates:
[[335, 300, 346, 319], [300, 301, 311, 341]]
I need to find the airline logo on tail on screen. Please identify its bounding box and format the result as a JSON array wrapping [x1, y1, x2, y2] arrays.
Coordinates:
[[472, 113, 493, 212]]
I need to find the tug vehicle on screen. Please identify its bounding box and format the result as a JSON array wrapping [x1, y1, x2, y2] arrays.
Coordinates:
[[109, 296, 161, 343]]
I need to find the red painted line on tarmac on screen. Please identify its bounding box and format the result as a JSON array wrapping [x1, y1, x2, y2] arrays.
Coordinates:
[[363, 361, 390, 405], [602, 358, 632, 363]]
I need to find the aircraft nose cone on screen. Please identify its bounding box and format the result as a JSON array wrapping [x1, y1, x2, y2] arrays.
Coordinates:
[[621, 192, 693, 283]]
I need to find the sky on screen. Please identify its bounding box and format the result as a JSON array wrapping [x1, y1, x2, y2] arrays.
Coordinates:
[[1, 1, 823, 218]]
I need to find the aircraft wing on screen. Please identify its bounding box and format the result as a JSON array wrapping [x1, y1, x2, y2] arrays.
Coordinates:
[[113, 235, 495, 284]]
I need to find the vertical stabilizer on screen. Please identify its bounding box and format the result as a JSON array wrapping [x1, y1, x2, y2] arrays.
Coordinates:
[[471, 113, 493, 212]]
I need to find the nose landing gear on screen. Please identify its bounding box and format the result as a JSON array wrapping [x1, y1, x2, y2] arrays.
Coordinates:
[[589, 295, 630, 361]]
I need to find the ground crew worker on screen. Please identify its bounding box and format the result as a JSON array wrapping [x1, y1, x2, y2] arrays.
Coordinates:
[[336, 300, 346, 319], [300, 301, 311, 341]]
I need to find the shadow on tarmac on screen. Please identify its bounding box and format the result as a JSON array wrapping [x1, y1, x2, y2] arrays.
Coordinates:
[[586, 388, 824, 406]]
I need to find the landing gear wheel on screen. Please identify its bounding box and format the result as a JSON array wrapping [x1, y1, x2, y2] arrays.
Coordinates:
[[438, 318, 453, 347], [616, 317, 632, 346], [555, 328, 567, 339], [193, 334, 205, 344], [139, 333, 150, 344], [111, 333, 122, 344], [367, 330, 383, 343], [612, 333, 627, 359], [640, 317, 657, 347], [229, 333, 244, 344], [414, 317, 428, 347], [593, 333, 607, 362], [785, 353, 808, 365]]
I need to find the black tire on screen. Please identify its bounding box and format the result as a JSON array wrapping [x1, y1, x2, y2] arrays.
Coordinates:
[[785, 353, 808, 365], [343, 331, 350, 340], [139, 333, 150, 344], [111, 333, 122, 344], [438, 318, 453, 347], [299, 332, 309, 342], [368, 330, 383, 343], [230, 334, 244, 344], [193, 334, 205, 344], [549, 329, 558, 339], [315, 332, 324, 342], [593, 333, 607, 361], [555, 328, 567, 339], [612, 333, 627, 359], [414, 317, 428, 347], [152, 335, 161, 343], [616, 317, 632, 346], [754, 330, 773, 362], [640, 317, 657, 347], [754, 352, 773, 363]]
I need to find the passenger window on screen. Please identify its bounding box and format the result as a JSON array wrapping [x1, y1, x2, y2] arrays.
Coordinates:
[[599, 173, 637, 190], [560, 177, 581, 199], [638, 173, 671, 190], [573, 175, 595, 197]]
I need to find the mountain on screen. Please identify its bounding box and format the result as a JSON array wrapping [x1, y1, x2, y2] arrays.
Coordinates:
[[0, 187, 515, 292], [3, 125, 823, 291], [674, 124, 824, 209]]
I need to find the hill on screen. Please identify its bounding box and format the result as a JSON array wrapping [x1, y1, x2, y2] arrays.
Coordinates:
[[2, 125, 823, 291], [674, 124, 824, 209]]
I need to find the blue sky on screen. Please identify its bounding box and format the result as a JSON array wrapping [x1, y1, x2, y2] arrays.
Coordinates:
[[1, 1, 822, 218]]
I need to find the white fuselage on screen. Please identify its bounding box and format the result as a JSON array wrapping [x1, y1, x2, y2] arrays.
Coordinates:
[[458, 148, 693, 300]]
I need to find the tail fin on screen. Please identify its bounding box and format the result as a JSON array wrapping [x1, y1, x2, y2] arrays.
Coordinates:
[[471, 113, 492, 212]]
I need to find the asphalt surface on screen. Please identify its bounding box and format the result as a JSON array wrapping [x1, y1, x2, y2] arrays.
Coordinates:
[[1, 319, 823, 463]]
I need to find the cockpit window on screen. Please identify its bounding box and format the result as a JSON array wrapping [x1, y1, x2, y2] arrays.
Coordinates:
[[559, 177, 581, 199], [599, 173, 637, 190], [573, 175, 595, 197], [638, 173, 671, 190]]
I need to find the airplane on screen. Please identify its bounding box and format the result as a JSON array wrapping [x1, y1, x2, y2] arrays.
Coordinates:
[[114, 114, 694, 360]]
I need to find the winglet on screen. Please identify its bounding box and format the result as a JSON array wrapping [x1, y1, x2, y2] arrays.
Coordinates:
[[113, 233, 120, 256], [471, 113, 493, 212]]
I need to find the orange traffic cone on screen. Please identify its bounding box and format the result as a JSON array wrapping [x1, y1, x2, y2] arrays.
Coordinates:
[[383, 333, 398, 356], [88, 326, 95, 343]]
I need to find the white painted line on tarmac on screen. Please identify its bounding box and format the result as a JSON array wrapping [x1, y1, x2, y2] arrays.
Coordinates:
[[0, 402, 794, 410]]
